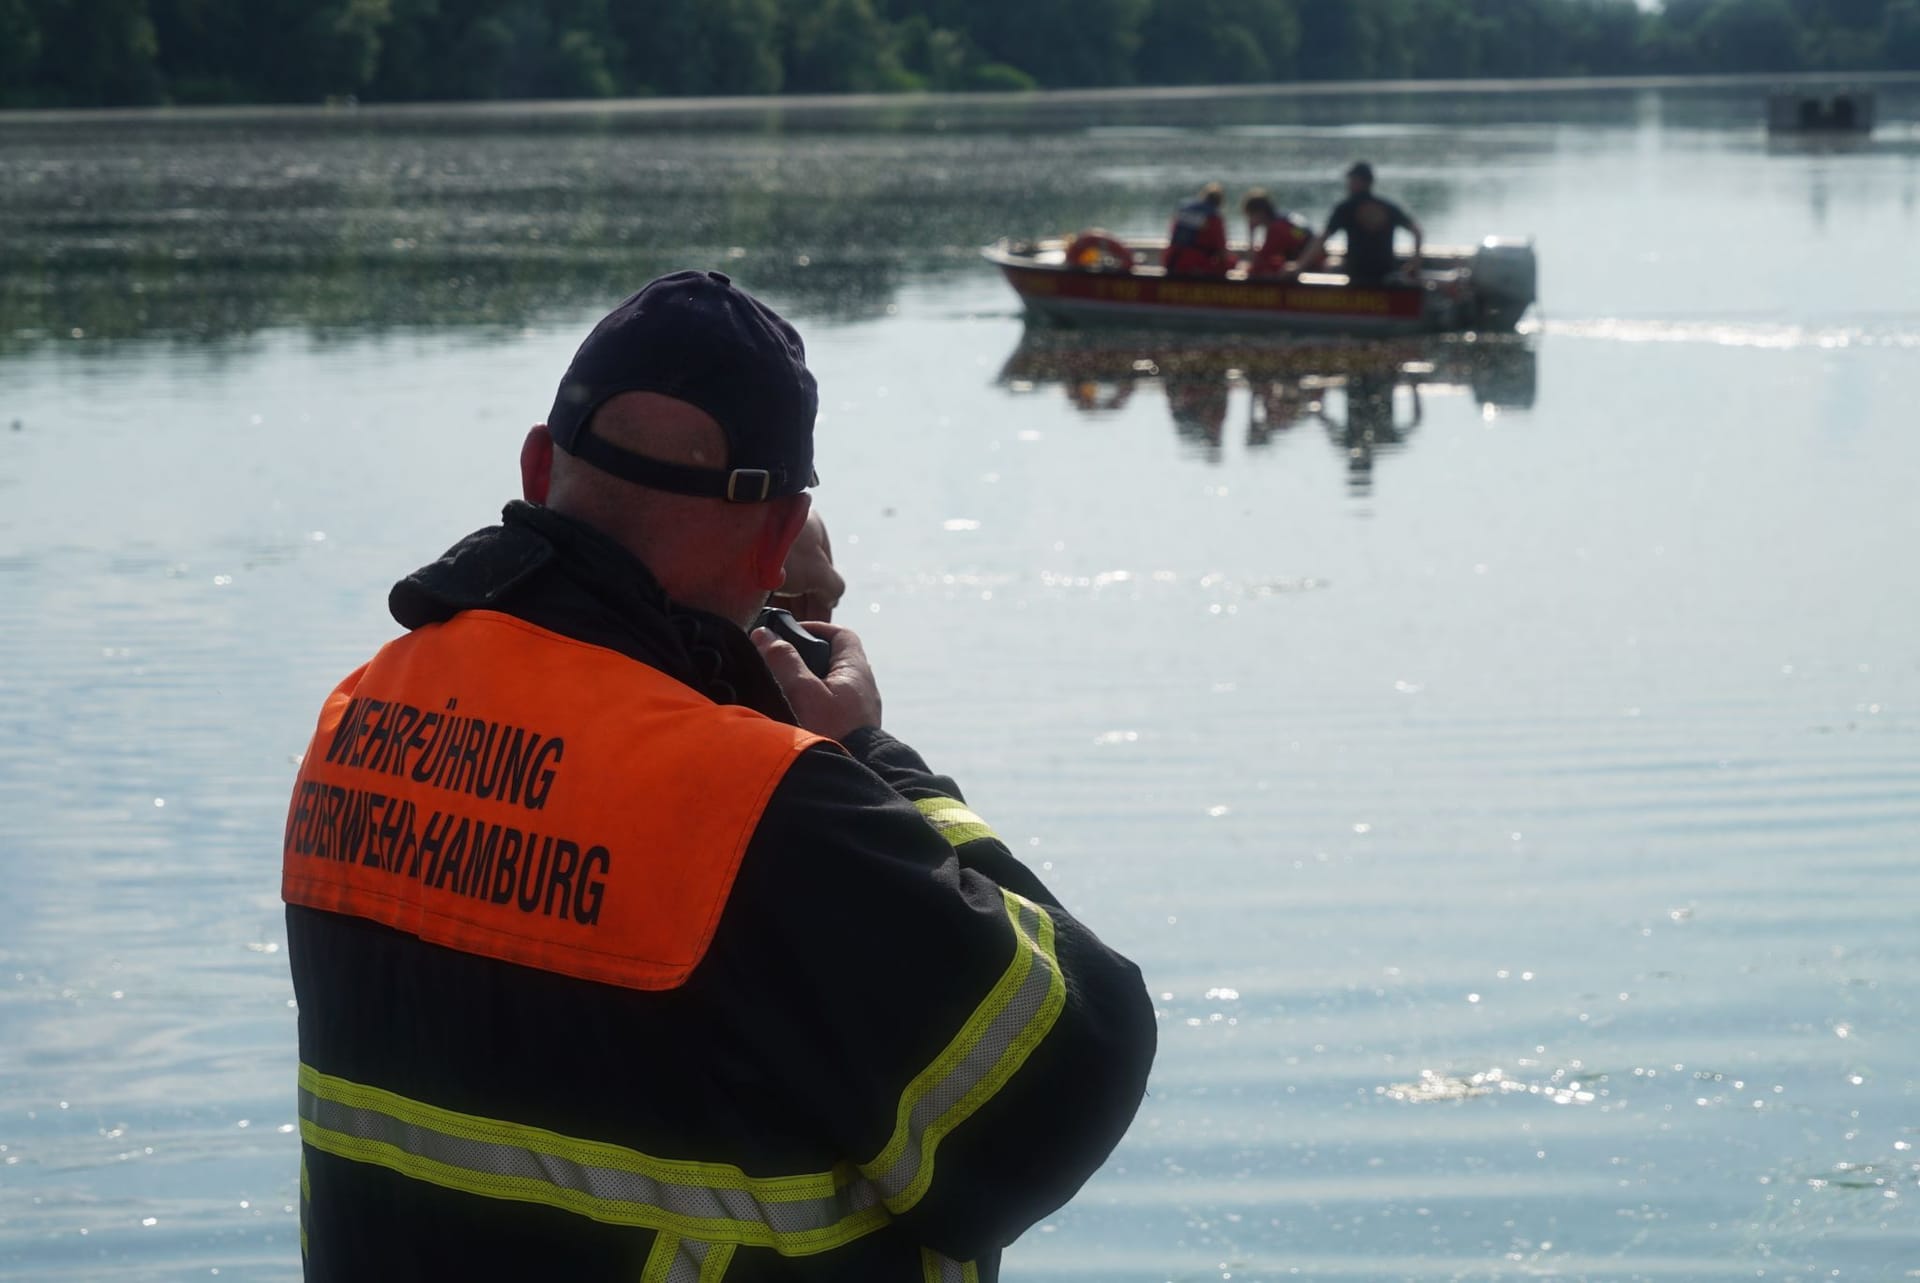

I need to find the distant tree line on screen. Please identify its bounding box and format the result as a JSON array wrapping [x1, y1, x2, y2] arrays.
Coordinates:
[[5, 0, 1919, 109]]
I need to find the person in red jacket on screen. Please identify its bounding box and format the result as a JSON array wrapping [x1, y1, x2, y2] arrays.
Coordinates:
[[282, 270, 1156, 1283], [1241, 188, 1315, 278], [1161, 182, 1231, 276]]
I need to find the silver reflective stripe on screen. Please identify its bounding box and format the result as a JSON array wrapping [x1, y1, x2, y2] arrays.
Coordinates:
[[667, 1234, 726, 1283], [644, 1231, 734, 1283], [865, 894, 1064, 1208], [297, 1082, 882, 1243], [665, 1237, 705, 1283]]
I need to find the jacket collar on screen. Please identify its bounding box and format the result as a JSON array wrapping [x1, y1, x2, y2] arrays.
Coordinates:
[[388, 501, 798, 723]]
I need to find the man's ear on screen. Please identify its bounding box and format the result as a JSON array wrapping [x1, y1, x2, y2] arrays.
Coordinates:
[[750, 494, 812, 593], [520, 425, 554, 503]]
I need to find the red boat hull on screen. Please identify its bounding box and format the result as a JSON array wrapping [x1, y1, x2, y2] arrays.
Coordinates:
[[981, 238, 1516, 335]]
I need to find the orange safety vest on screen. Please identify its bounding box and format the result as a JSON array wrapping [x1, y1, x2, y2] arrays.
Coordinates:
[[282, 609, 824, 991]]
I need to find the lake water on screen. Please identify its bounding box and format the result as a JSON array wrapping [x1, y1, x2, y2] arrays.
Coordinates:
[[3, 78, 1919, 1282]]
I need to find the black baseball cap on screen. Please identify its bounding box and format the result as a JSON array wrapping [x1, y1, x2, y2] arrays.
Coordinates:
[[1347, 161, 1375, 182], [546, 270, 818, 503]]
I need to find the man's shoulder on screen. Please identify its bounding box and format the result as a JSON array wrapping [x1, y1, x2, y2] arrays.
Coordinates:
[[388, 519, 555, 630]]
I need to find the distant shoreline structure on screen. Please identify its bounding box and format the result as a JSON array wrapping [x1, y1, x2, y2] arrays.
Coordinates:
[[4, 69, 1918, 127]]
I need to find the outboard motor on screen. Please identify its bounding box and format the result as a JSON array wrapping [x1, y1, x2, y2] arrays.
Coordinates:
[[1469, 238, 1537, 331]]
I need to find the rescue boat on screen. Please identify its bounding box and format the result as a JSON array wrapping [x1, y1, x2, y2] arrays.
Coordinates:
[[983, 234, 1537, 335]]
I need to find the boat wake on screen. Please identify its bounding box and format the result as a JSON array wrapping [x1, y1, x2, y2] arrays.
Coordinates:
[[1527, 316, 1920, 350]]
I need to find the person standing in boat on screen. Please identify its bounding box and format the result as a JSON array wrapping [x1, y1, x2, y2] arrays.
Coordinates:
[[1287, 161, 1424, 287], [1162, 181, 1232, 276], [1240, 189, 1315, 278]]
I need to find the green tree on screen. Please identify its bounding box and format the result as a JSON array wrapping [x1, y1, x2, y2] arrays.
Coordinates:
[[542, 0, 622, 96], [150, 0, 249, 101], [1401, 1, 1486, 78], [552, 26, 618, 95], [1788, 0, 1885, 66], [1295, 0, 1388, 78], [0, 0, 43, 102], [617, 0, 782, 95], [308, 0, 395, 97], [429, 0, 617, 99], [1471, 0, 1572, 76], [148, 0, 392, 102], [891, 15, 958, 88], [784, 0, 910, 92], [24, 0, 162, 104], [6, 0, 1910, 110], [1660, 0, 1719, 32], [1568, 1, 1650, 75], [1789, 0, 1885, 28], [1887, 0, 1920, 65], [958, 0, 1150, 87], [1695, 0, 1805, 70], [1136, 0, 1299, 84], [362, 0, 449, 100], [447, 11, 525, 98]]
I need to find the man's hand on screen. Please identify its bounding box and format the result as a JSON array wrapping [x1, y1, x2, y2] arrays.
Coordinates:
[[753, 621, 882, 742], [770, 510, 844, 623]]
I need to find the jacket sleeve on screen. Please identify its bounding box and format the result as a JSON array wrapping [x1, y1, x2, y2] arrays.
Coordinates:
[[690, 729, 1156, 1261]]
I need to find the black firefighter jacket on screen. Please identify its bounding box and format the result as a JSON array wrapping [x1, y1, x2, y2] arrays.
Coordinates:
[[284, 501, 1157, 1282]]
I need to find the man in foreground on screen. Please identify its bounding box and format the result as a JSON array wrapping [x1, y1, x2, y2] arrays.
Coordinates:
[[281, 270, 1156, 1281], [1288, 161, 1424, 287]]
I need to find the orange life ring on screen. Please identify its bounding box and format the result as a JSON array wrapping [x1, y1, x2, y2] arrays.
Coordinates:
[[1064, 230, 1135, 273]]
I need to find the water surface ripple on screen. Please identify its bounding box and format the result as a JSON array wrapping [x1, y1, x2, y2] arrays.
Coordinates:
[[3, 80, 1917, 1282]]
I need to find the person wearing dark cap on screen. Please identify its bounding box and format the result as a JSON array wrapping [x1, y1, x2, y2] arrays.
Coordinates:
[[1287, 161, 1424, 288], [280, 270, 1155, 1283], [1161, 180, 1232, 276]]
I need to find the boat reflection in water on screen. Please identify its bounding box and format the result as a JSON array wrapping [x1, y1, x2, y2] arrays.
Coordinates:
[[997, 330, 1536, 494]]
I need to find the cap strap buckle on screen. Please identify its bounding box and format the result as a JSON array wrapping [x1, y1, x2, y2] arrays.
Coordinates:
[[725, 469, 772, 503]]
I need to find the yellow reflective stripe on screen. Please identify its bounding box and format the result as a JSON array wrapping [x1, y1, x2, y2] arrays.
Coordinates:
[[699, 1240, 735, 1283], [920, 1249, 981, 1283], [298, 1113, 886, 1253], [296, 879, 1064, 1264], [642, 1231, 681, 1283], [862, 889, 1066, 1214], [913, 796, 999, 847], [643, 1231, 734, 1283], [297, 1062, 888, 1254], [299, 1149, 310, 1259], [301, 1062, 843, 1198]]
